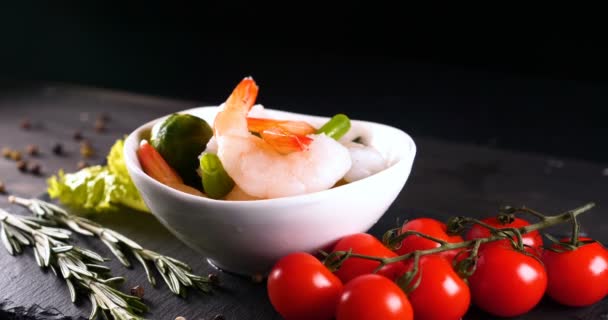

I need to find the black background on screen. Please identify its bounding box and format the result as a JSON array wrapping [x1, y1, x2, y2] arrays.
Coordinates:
[[1, 2, 607, 163]]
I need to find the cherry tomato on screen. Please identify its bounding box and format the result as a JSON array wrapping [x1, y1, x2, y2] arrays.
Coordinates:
[[468, 244, 547, 317], [396, 218, 464, 262], [332, 233, 406, 283], [267, 252, 343, 320], [465, 216, 543, 256], [542, 238, 608, 307], [336, 274, 413, 320], [403, 255, 470, 320]]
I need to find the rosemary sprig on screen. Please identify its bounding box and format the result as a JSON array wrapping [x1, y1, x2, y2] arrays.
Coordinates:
[[10, 196, 216, 297], [0, 207, 147, 320]]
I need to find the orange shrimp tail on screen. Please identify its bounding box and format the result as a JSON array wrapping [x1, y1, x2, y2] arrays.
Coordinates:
[[260, 127, 313, 154], [214, 77, 260, 136], [225, 76, 259, 113], [247, 117, 316, 136]]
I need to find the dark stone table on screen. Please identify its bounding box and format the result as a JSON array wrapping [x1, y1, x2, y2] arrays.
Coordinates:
[[0, 82, 607, 319]]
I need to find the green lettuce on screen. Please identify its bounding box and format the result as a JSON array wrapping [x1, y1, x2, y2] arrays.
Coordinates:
[[47, 139, 149, 214]]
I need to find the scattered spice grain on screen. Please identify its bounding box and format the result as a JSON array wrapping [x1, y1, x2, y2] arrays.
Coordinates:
[[10, 151, 22, 161], [77, 160, 89, 170], [98, 112, 111, 122], [16, 160, 28, 172], [52, 143, 63, 155], [208, 273, 220, 286], [29, 162, 41, 175], [251, 273, 264, 283], [130, 285, 144, 298], [73, 130, 83, 141], [94, 118, 106, 133], [2, 147, 12, 158], [80, 141, 94, 158], [26, 144, 39, 156], [20, 118, 31, 130]]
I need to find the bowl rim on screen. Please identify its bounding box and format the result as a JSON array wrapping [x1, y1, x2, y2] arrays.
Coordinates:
[[124, 105, 417, 208]]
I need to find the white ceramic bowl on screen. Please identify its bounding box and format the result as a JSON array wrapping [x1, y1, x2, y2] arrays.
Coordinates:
[[124, 106, 416, 275]]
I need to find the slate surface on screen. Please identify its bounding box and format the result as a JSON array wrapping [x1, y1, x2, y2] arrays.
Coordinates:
[[1, 83, 608, 319]]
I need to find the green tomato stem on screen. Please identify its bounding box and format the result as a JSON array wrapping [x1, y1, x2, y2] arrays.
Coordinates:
[[388, 230, 449, 250], [330, 202, 595, 268]]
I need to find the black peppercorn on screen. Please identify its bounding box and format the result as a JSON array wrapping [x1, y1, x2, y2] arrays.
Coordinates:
[[29, 162, 41, 175], [207, 273, 220, 286], [73, 130, 83, 141], [16, 160, 28, 172], [130, 285, 144, 298], [52, 143, 63, 155]]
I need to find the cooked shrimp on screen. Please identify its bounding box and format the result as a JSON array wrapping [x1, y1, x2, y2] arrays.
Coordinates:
[[213, 77, 352, 199], [342, 142, 387, 183]]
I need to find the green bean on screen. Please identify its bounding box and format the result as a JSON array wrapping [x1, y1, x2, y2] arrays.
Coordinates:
[[199, 153, 235, 199], [316, 114, 351, 140]]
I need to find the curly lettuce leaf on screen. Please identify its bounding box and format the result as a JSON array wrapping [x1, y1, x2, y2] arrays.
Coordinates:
[[106, 139, 148, 212], [47, 139, 149, 214]]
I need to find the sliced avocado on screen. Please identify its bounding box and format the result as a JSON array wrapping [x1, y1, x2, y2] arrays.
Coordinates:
[[151, 113, 213, 189]]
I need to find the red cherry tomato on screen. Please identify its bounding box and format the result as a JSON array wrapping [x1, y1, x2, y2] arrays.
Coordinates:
[[468, 244, 547, 317], [542, 238, 608, 307], [403, 255, 470, 320], [465, 216, 543, 256], [332, 233, 406, 283], [267, 252, 343, 320], [336, 274, 413, 320], [396, 218, 464, 262]]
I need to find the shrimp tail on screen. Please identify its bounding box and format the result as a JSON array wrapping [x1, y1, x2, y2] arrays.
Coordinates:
[[260, 127, 313, 154], [225, 76, 259, 113], [214, 76, 259, 136]]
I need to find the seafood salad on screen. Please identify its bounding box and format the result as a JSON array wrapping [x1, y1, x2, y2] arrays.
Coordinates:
[[137, 77, 389, 200]]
